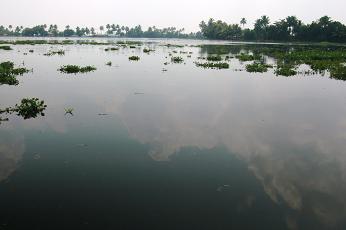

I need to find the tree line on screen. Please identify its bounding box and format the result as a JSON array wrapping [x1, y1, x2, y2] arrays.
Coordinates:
[[1, 16, 346, 42], [0, 24, 201, 39], [199, 16, 346, 43]]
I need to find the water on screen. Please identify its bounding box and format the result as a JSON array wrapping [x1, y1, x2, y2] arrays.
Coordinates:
[[1, 38, 346, 230]]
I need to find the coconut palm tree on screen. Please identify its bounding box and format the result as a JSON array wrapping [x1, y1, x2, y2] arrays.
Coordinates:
[[99, 26, 104, 35], [240, 18, 247, 28]]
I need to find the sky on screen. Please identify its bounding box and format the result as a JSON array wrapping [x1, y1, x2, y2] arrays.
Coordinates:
[[1, 0, 345, 32]]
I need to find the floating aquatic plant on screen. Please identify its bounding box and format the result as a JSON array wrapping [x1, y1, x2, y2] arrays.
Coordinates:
[[105, 47, 119, 51], [59, 65, 96, 74], [195, 62, 229, 69], [236, 53, 261, 62], [143, 48, 154, 53], [0, 46, 12, 50], [129, 56, 140, 61], [245, 62, 273, 73], [0, 98, 47, 120], [171, 56, 184, 63], [65, 108, 74, 115], [207, 56, 222, 61], [275, 64, 297, 76], [44, 50, 65, 56], [0, 61, 30, 85]]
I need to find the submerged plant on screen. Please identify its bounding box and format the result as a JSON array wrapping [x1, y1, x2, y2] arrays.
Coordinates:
[[59, 65, 96, 74], [195, 62, 229, 69], [129, 56, 140, 61]]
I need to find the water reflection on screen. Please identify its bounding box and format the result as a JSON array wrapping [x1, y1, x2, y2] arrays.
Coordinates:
[[0, 39, 346, 229], [0, 132, 25, 183]]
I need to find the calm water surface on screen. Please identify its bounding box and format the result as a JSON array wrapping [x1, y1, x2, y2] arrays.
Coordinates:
[[0, 38, 346, 230]]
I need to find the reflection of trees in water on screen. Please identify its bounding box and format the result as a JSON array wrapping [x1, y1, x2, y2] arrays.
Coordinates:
[[0, 133, 25, 183]]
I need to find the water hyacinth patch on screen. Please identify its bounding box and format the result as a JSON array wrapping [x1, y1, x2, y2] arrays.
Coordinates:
[[59, 65, 96, 74], [129, 56, 140, 61], [171, 56, 184, 63], [0, 61, 30, 85], [0, 46, 12, 50], [245, 62, 273, 73], [207, 56, 222, 61], [195, 62, 229, 69]]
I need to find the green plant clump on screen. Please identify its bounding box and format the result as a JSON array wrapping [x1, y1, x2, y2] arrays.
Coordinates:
[[195, 62, 229, 69], [0, 46, 12, 50], [44, 50, 65, 56], [0, 61, 29, 85], [143, 48, 154, 53], [0, 98, 47, 121], [207, 56, 222, 61], [245, 62, 273, 73], [171, 56, 184, 63], [59, 65, 96, 74], [275, 64, 297, 76], [236, 53, 261, 62], [129, 56, 140, 61], [105, 47, 119, 51]]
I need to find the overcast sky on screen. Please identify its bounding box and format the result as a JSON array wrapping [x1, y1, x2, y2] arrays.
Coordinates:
[[1, 0, 345, 32]]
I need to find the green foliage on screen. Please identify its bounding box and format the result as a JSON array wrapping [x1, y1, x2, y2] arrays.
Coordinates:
[[0, 98, 47, 121], [171, 56, 184, 63], [59, 65, 96, 74], [275, 64, 297, 76], [65, 108, 74, 115], [200, 16, 346, 43], [236, 53, 261, 62], [245, 62, 272, 73], [195, 62, 229, 69], [44, 50, 65, 56], [129, 56, 140, 61], [0, 45, 12, 50], [105, 47, 119, 51], [0, 61, 29, 85], [207, 56, 222, 61], [143, 48, 154, 53]]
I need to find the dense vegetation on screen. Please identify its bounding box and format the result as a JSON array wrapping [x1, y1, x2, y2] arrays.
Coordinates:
[[0, 98, 46, 122], [0, 61, 30, 85], [59, 65, 96, 74], [1, 16, 345, 42], [0, 24, 201, 39], [200, 16, 346, 43]]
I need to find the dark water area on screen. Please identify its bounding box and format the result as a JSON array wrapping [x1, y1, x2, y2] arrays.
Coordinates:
[[0, 38, 346, 230]]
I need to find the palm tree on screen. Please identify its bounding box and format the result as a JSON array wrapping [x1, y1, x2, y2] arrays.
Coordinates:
[[99, 26, 104, 35], [240, 18, 247, 28]]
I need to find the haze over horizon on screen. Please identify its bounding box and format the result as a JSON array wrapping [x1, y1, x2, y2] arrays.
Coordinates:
[[1, 0, 345, 32]]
